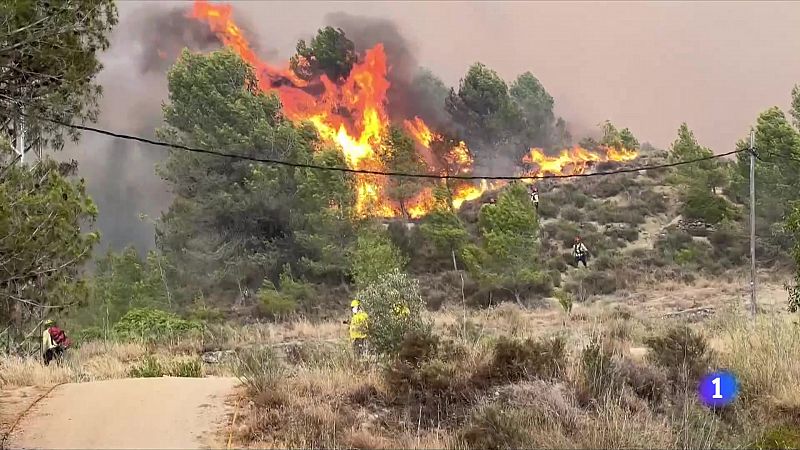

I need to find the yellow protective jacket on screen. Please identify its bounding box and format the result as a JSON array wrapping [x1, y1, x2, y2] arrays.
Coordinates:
[[349, 311, 369, 341], [42, 328, 56, 354]]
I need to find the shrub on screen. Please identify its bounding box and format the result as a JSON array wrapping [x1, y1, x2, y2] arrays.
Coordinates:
[[753, 425, 800, 449], [636, 189, 669, 214], [580, 339, 618, 399], [554, 289, 573, 316], [536, 197, 558, 219], [256, 282, 298, 320], [645, 325, 711, 390], [616, 358, 667, 404], [576, 270, 620, 296], [682, 188, 739, 225], [396, 329, 440, 367], [234, 347, 286, 396], [113, 308, 202, 342], [546, 256, 568, 273], [76, 326, 105, 342], [561, 205, 583, 222], [169, 358, 203, 377], [129, 355, 164, 378], [607, 224, 639, 243], [458, 405, 528, 450], [484, 335, 567, 384], [351, 228, 408, 289], [589, 175, 636, 198], [358, 269, 431, 358], [593, 202, 647, 226]]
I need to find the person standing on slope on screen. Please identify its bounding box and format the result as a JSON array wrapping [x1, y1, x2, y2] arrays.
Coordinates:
[[573, 236, 590, 268], [529, 185, 539, 212], [347, 299, 369, 357]]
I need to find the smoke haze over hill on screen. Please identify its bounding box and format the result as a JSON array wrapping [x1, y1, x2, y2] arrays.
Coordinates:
[[65, 0, 800, 251]]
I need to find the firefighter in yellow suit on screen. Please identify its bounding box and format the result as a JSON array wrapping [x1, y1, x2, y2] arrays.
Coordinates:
[[349, 299, 369, 357]]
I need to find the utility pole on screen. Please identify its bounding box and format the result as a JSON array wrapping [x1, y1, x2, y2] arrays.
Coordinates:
[[749, 130, 757, 318], [14, 116, 25, 164]]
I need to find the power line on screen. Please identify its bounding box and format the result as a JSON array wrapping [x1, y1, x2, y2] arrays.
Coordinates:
[[21, 111, 747, 181]]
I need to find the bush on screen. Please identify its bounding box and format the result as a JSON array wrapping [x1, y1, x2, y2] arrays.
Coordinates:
[[576, 270, 620, 296], [113, 308, 203, 342], [606, 224, 639, 243], [234, 347, 286, 396], [130, 356, 164, 378], [256, 282, 298, 320], [76, 326, 105, 342], [753, 425, 800, 449], [483, 335, 567, 384], [554, 289, 573, 316], [358, 269, 431, 358], [590, 201, 646, 226], [129, 356, 204, 378], [170, 358, 203, 377], [616, 358, 667, 404], [351, 228, 408, 289], [682, 188, 739, 225], [458, 405, 528, 450], [561, 205, 583, 222], [580, 339, 618, 399], [536, 197, 558, 219], [645, 325, 711, 390]]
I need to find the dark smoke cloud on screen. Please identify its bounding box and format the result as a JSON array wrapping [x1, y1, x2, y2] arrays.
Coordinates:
[[60, 4, 227, 254], [325, 12, 452, 132]]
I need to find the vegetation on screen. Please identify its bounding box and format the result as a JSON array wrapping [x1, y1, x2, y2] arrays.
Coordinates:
[[4, 5, 800, 449]]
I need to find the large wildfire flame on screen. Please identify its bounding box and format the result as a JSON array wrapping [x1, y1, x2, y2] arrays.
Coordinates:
[[189, 1, 638, 219]]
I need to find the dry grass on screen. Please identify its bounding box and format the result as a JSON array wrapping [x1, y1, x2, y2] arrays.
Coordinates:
[[3, 275, 799, 449]]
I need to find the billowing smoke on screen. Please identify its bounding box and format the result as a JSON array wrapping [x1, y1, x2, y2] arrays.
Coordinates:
[[62, 4, 224, 254], [325, 12, 453, 133]]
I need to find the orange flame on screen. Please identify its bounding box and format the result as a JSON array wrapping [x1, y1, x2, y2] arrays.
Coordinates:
[[522, 145, 637, 179], [189, 1, 638, 219]]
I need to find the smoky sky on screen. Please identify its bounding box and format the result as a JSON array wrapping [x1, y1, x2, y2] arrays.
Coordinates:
[[64, 1, 800, 251]]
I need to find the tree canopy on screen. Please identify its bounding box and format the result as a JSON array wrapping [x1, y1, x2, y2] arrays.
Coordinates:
[[289, 26, 357, 82], [0, 146, 99, 335], [0, 0, 118, 154], [156, 50, 355, 303], [462, 183, 548, 304]]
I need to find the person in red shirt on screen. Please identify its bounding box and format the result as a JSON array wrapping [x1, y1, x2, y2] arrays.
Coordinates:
[[42, 319, 71, 366]]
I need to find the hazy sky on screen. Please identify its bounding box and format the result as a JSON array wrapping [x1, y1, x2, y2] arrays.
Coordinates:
[[72, 1, 800, 251], [113, 0, 800, 151]]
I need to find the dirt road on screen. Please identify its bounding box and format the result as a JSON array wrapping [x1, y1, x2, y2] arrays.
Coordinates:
[[6, 376, 238, 449]]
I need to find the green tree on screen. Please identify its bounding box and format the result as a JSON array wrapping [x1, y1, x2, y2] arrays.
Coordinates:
[[78, 247, 172, 332], [786, 204, 800, 312], [289, 26, 357, 82], [734, 108, 800, 225], [509, 72, 556, 146], [0, 0, 117, 156], [351, 227, 408, 290], [462, 183, 548, 305], [446, 63, 522, 154], [156, 50, 323, 302], [669, 124, 735, 224], [382, 126, 427, 219], [419, 185, 470, 263], [358, 269, 430, 358], [600, 121, 639, 151], [791, 84, 800, 129], [293, 148, 357, 284], [0, 146, 99, 341]]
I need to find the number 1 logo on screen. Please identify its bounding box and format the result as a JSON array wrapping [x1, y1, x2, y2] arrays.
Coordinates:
[[699, 371, 738, 407], [711, 377, 722, 399]]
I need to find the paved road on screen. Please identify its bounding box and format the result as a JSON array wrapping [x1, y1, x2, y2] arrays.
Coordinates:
[[7, 376, 238, 449]]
